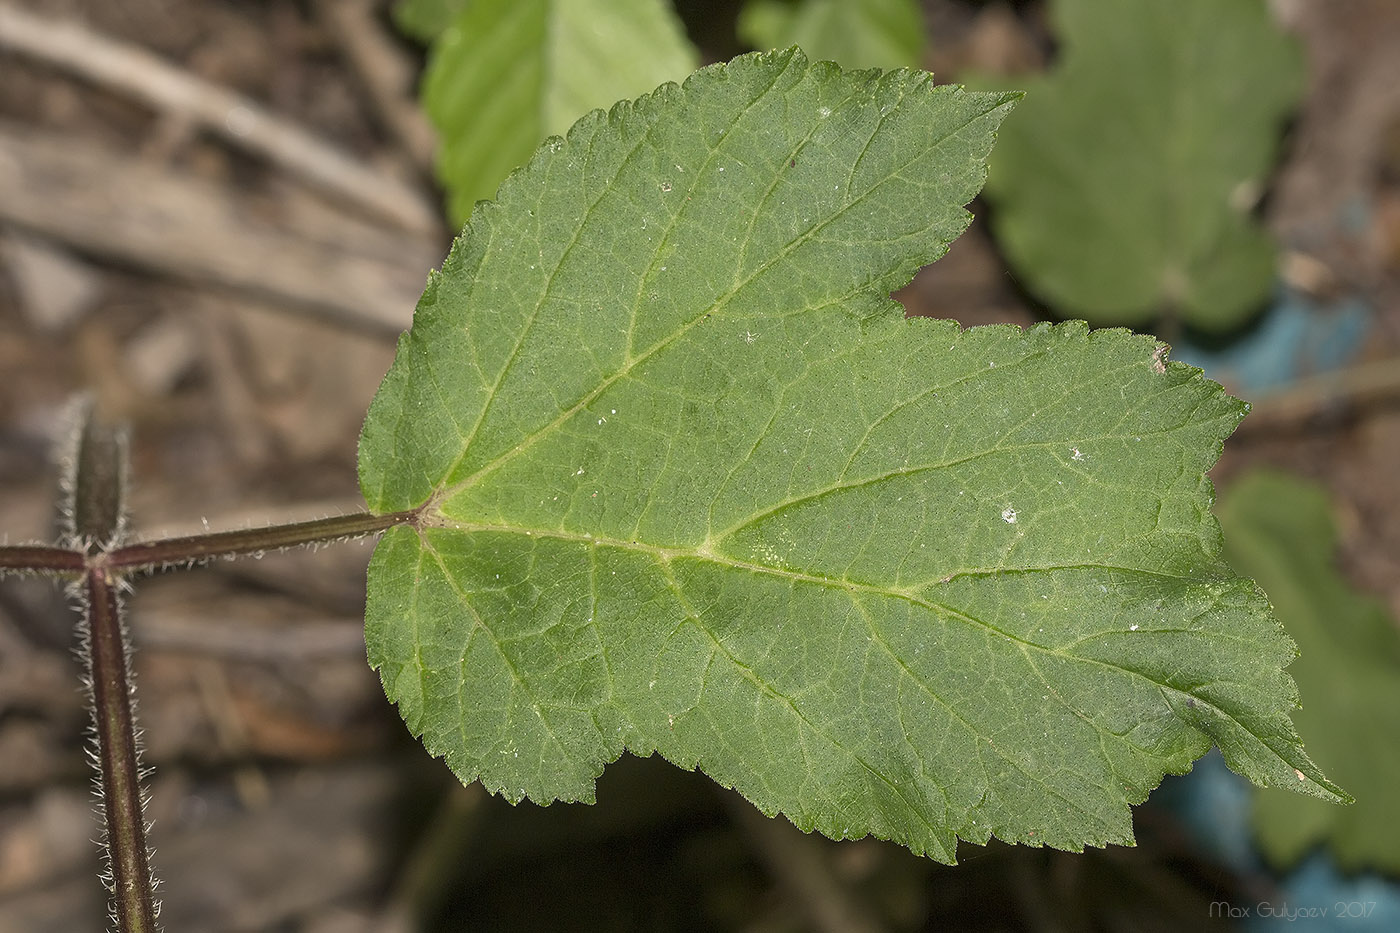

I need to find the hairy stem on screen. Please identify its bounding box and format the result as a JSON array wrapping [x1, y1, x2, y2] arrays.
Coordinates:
[[86, 565, 157, 933], [4, 402, 423, 933], [105, 509, 418, 572], [64, 406, 158, 932], [0, 544, 86, 574], [1, 510, 417, 578]]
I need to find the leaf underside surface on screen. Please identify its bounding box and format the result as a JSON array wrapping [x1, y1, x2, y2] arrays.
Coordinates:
[[739, 0, 926, 71], [983, 0, 1304, 332], [1220, 471, 1398, 873], [359, 50, 1344, 863], [421, 0, 697, 224]]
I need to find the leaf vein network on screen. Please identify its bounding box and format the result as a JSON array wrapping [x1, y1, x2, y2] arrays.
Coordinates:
[[434, 89, 1013, 509], [427, 545, 591, 776], [655, 559, 952, 856], [849, 597, 1120, 838]]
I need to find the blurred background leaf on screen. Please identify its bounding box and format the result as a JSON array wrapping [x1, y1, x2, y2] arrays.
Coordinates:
[[981, 0, 1305, 334], [393, 0, 467, 43], [737, 0, 926, 70], [416, 0, 698, 224], [1218, 470, 1400, 875]]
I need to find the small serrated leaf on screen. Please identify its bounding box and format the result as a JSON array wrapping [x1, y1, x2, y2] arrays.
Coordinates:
[[359, 50, 1342, 862]]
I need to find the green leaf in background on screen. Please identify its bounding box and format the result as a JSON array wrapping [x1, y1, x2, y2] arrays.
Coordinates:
[[420, 0, 698, 224], [359, 50, 1343, 862], [983, 0, 1305, 333], [392, 0, 467, 44], [1219, 471, 1396, 873], [738, 0, 925, 70]]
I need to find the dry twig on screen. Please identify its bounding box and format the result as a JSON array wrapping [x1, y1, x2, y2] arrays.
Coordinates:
[[0, 122, 435, 334], [1238, 356, 1400, 433], [724, 793, 888, 933], [0, 2, 441, 237], [313, 0, 438, 171]]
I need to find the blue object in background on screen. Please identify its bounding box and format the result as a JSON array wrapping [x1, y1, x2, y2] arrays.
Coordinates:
[[1156, 282, 1400, 929], [1172, 287, 1371, 395], [1155, 752, 1400, 931]]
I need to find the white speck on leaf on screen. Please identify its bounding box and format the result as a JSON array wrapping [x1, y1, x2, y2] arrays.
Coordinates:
[[1130, 624, 1139, 631], [1071, 447, 1085, 461], [743, 331, 758, 344], [660, 181, 672, 192], [574, 467, 585, 476], [1001, 507, 1018, 524]]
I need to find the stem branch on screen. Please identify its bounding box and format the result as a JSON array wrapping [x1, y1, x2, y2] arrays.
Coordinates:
[[105, 509, 418, 572], [0, 544, 86, 573], [86, 565, 158, 933], [2, 504, 418, 933]]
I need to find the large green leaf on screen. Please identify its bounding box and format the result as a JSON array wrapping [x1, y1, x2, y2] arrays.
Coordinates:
[[739, 0, 925, 70], [983, 0, 1304, 332], [1219, 471, 1396, 873], [359, 50, 1343, 862], [420, 0, 697, 224]]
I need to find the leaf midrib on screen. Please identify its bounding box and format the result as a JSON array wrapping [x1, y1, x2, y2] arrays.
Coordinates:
[[418, 516, 1193, 631], [410, 516, 1211, 837], [411, 512, 1313, 796]]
